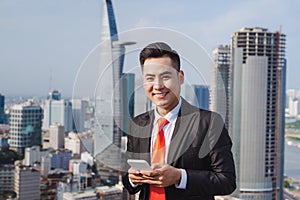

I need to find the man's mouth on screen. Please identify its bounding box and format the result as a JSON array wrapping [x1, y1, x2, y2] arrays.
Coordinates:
[[153, 91, 169, 97]]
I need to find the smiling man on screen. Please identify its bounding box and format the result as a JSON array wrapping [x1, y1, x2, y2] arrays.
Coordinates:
[[122, 42, 236, 200]]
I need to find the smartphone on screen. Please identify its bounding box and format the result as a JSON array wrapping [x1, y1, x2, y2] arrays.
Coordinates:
[[127, 159, 152, 170]]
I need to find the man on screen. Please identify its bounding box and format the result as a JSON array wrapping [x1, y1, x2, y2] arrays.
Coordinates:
[[122, 42, 236, 200]]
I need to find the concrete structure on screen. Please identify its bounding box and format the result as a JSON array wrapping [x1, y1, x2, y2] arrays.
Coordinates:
[[94, 0, 135, 185], [14, 163, 40, 200], [210, 45, 231, 129], [43, 90, 73, 132], [24, 145, 41, 166], [65, 132, 82, 156], [72, 99, 88, 133], [50, 124, 65, 149], [50, 149, 72, 170], [0, 164, 14, 193], [69, 159, 87, 175], [9, 100, 43, 154], [229, 27, 286, 200]]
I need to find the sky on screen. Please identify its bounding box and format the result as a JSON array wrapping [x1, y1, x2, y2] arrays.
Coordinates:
[[0, 0, 299, 97]]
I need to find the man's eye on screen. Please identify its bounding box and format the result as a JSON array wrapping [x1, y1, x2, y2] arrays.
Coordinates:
[[145, 77, 154, 81], [162, 76, 171, 80]]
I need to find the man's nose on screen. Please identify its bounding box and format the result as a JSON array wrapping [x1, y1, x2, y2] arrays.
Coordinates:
[[153, 80, 164, 89]]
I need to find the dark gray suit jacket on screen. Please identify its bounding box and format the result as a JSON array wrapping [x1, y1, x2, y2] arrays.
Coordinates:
[[122, 98, 236, 200]]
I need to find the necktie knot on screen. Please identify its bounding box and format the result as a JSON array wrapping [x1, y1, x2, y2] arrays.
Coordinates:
[[157, 118, 169, 131]]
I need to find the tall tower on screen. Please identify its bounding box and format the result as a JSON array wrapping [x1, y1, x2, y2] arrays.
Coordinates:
[[9, 100, 43, 154], [230, 27, 286, 200], [210, 45, 231, 129], [42, 90, 73, 133], [94, 0, 135, 184]]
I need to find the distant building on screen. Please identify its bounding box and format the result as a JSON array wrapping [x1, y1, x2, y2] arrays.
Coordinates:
[[23, 146, 51, 172], [0, 164, 14, 193], [210, 45, 231, 128], [24, 145, 41, 166], [9, 100, 43, 154], [49, 124, 65, 149], [50, 149, 72, 170], [65, 132, 82, 156], [182, 84, 210, 110], [43, 90, 73, 132], [69, 159, 87, 175], [121, 73, 135, 136], [0, 93, 4, 124], [0, 135, 9, 149], [14, 163, 40, 200], [72, 99, 88, 133]]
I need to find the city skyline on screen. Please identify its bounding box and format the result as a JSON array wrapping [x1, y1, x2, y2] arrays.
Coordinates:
[[0, 0, 299, 96]]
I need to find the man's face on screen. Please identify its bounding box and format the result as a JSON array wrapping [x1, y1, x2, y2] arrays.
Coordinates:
[[142, 56, 184, 115]]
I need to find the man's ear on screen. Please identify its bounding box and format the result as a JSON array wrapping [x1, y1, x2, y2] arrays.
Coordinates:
[[179, 70, 184, 84]]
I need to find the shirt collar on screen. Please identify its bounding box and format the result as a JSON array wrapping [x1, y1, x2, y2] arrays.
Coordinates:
[[154, 97, 182, 124]]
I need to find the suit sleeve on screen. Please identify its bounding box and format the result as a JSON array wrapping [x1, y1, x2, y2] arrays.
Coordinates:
[[122, 122, 143, 195], [184, 113, 236, 196]]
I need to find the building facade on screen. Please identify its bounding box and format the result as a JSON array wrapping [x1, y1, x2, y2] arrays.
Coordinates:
[[229, 27, 286, 200], [0, 164, 14, 193], [14, 163, 40, 200], [9, 100, 43, 154], [50, 123, 65, 149], [43, 90, 73, 133], [210, 45, 231, 129]]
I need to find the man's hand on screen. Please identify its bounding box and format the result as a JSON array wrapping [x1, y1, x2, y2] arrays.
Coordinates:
[[128, 164, 182, 187]]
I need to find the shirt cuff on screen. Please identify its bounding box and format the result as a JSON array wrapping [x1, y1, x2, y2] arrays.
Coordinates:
[[129, 176, 138, 188], [175, 169, 187, 189]]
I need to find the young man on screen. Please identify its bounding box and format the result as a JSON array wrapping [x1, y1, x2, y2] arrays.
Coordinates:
[[122, 42, 236, 200]]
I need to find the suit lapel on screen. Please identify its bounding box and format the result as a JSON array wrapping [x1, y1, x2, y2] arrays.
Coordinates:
[[167, 99, 201, 164]]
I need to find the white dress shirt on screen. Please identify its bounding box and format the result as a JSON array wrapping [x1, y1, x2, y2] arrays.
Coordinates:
[[129, 98, 187, 189], [152, 98, 187, 189]]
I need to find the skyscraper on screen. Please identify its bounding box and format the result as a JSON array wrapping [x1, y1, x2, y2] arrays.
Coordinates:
[[182, 84, 210, 110], [72, 99, 89, 133], [9, 100, 43, 154], [94, 0, 135, 184], [43, 90, 73, 132], [210, 45, 231, 129], [229, 27, 286, 200], [0, 93, 4, 124]]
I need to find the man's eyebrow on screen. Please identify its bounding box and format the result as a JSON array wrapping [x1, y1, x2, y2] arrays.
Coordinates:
[[143, 71, 173, 77]]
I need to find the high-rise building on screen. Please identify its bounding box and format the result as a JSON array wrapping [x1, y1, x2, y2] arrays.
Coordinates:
[[0, 94, 4, 124], [72, 99, 88, 133], [14, 163, 40, 200], [229, 27, 286, 200], [9, 100, 43, 154], [121, 73, 135, 136], [94, 0, 135, 184], [49, 123, 65, 149], [210, 45, 231, 129], [43, 90, 73, 132], [182, 84, 210, 110]]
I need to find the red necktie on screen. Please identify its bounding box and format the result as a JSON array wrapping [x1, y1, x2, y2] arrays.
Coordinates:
[[149, 118, 169, 200]]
